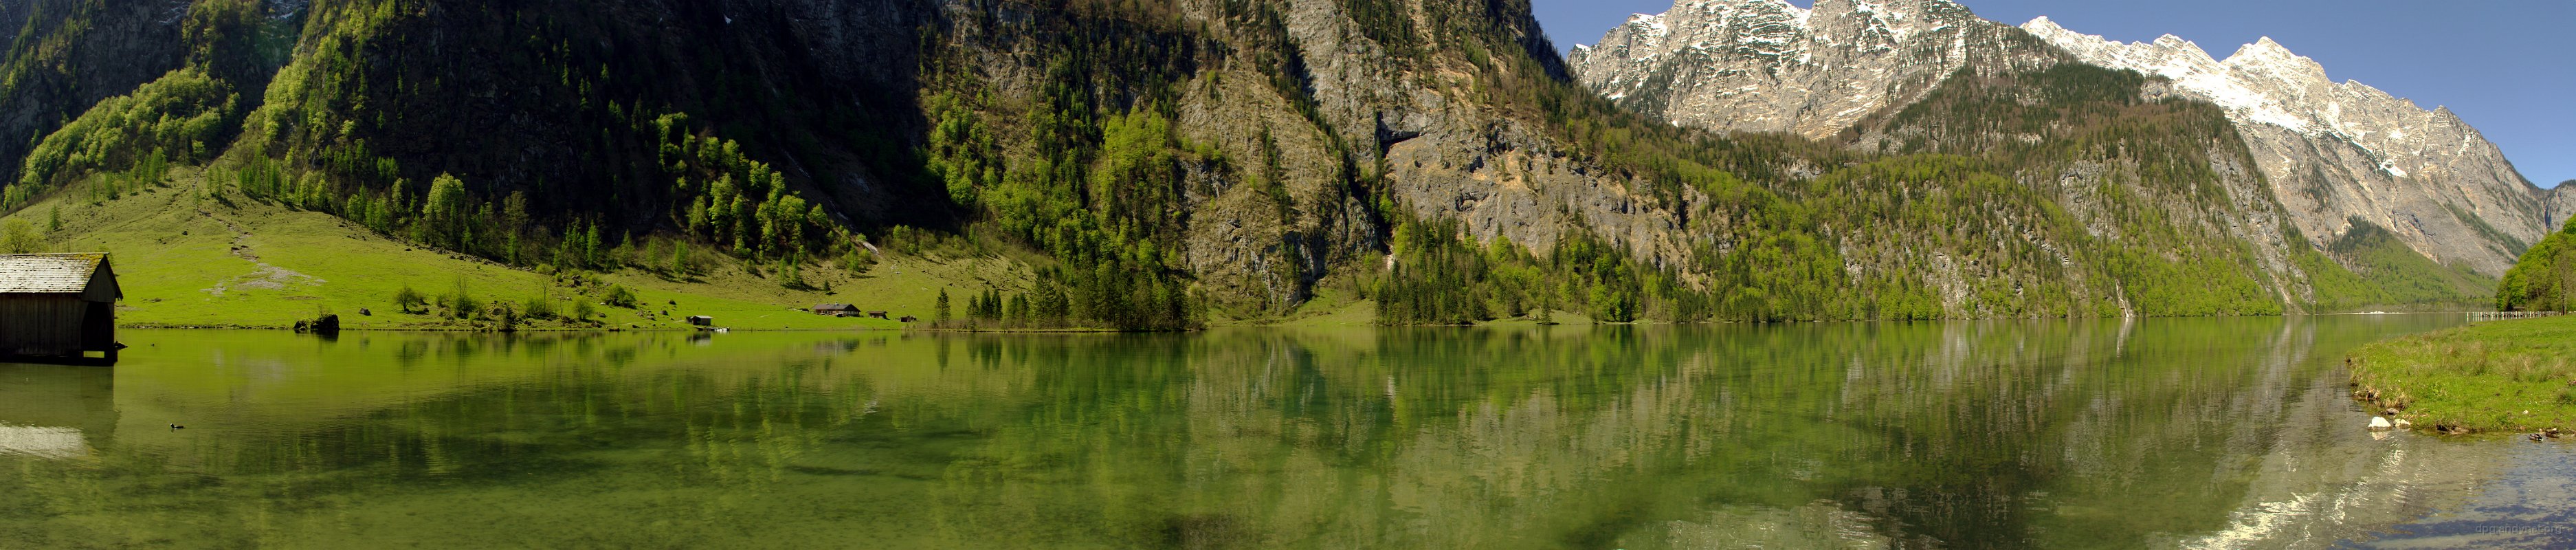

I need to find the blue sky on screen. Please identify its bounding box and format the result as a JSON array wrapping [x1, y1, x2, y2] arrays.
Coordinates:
[[1529, 0, 2573, 188]]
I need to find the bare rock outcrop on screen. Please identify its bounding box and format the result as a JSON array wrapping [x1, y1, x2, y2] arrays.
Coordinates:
[[2021, 18, 2550, 275], [1567, 0, 2057, 138]]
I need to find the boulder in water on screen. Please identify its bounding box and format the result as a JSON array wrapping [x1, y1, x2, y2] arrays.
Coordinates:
[[2391, 418, 2412, 430], [293, 314, 341, 336], [2368, 417, 2394, 430]]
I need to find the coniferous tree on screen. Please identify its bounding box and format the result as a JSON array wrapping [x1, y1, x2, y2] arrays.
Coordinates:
[[935, 289, 952, 323]]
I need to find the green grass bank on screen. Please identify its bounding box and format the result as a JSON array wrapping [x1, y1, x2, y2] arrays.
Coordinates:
[[1, 167, 974, 331], [2348, 314, 2576, 434]]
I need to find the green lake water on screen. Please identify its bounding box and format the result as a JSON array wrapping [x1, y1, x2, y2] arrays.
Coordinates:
[[3, 316, 2572, 549]]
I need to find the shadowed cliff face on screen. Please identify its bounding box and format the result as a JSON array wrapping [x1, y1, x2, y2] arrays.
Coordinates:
[[2544, 182, 2576, 230], [238, 0, 949, 228], [5, 0, 1662, 316], [0, 0, 190, 184]]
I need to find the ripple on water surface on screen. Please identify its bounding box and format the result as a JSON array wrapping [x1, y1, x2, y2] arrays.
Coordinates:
[[2340, 440, 2576, 549]]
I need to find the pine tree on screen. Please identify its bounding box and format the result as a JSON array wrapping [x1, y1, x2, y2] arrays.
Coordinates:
[[935, 289, 952, 322]]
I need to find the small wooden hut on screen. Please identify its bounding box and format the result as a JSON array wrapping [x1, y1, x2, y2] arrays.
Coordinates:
[[811, 303, 860, 316], [0, 253, 120, 362], [687, 315, 714, 327]]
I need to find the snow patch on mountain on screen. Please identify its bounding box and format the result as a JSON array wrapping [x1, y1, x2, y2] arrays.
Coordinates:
[[2017, 15, 2549, 274], [1572, 1, 2556, 276], [1567, 0, 2051, 138]]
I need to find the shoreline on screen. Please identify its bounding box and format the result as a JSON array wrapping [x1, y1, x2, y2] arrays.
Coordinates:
[[113, 310, 2504, 334], [2347, 315, 2576, 434]]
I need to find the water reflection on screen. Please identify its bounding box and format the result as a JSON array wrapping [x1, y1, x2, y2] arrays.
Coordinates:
[[0, 363, 115, 459], [0, 318, 2561, 549]]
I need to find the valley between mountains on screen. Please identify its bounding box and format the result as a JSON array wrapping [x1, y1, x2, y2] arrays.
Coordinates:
[[0, 0, 2553, 329]]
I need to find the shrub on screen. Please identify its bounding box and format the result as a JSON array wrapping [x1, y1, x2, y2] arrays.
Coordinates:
[[603, 284, 639, 309], [521, 296, 557, 320], [0, 219, 45, 253], [449, 282, 479, 319], [393, 285, 427, 314]]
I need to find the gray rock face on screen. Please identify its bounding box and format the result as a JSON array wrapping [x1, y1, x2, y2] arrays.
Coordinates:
[[1566, 0, 2055, 138], [2020, 18, 2550, 274], [924, 0, 1693, 310], [1571, 1, 2553, 277], [2546, 183, 2576, 231]]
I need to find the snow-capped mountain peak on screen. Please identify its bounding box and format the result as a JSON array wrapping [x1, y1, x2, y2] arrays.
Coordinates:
[[2014, 14, 2549, 273], [1566, 0, 2043, 138], [1575, 1, 2555, 276]]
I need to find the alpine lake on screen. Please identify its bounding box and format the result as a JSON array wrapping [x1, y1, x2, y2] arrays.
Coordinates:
[[3, 316, 2571, 549]]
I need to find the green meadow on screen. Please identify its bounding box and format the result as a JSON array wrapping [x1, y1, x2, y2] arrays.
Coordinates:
[[0, 167, 994, 331], [2347, 314, 2576, 433]]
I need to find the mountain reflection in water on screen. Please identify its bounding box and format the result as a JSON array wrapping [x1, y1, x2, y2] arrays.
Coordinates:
[[0, 317, 2568, 549]]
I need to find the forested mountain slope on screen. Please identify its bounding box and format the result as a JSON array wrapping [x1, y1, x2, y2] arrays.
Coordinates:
[[0, 0, 2472, 329], [0, 0, 204, 186], [2498, 215, 2576, 312], [1570, 0, 2545, 294], [2022, 19, 2549, 277]]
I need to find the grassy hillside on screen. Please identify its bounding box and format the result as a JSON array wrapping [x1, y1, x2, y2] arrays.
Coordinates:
[[0, 166, 1015, 330], [2308, 220, 2496, 311]]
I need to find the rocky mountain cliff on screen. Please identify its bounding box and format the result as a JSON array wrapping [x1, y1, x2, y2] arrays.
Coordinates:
[[2019, 18, 2549, 276], [1566, 0, 2054, 138], [0, 0, 196, 185], [1568, 0, 2551, 284], [2550, 182, 2576, 228], [0, 0, 2491, 325]]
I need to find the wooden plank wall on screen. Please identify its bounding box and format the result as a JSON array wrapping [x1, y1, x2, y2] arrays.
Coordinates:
[[0, 295, 91, 355]]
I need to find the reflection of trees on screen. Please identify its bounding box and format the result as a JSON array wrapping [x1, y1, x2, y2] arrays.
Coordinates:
[[916, 320, 2471, 549], [0, 320, 2483, 548]]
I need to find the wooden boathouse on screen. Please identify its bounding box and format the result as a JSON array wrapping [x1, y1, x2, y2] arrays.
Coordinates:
[[0, 253, 121, 363]]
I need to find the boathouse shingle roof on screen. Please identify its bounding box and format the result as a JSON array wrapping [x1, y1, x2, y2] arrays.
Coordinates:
[[0, 253, 109, 294]]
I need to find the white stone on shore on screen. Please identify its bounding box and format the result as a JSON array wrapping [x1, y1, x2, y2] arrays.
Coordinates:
[[2392, 418, 2412, 430]]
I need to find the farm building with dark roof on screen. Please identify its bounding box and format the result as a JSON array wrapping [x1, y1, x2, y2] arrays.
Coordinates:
[[0, 253, 121, 363]]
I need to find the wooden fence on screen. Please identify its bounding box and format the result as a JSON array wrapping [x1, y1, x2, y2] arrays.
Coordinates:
[[2466, 311, 2567, 322]]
